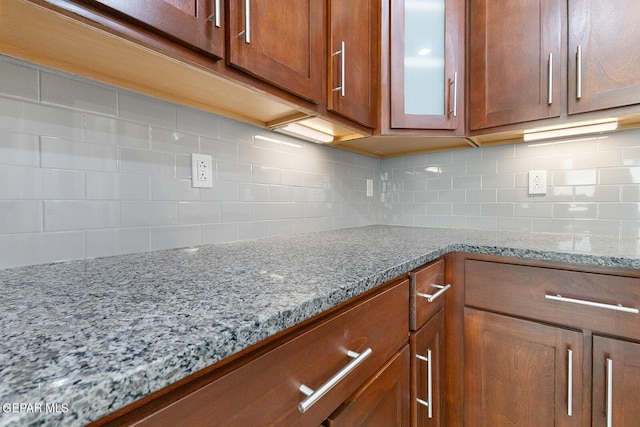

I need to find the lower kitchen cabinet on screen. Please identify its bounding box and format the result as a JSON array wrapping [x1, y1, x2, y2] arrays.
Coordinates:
[[592, 336, 640, 426], [324, 345, 410, 426], [411, 310, 445, 427], [464, 309, 585, 426], [90, 277, 409, 426], [460, 253, 640, 427]]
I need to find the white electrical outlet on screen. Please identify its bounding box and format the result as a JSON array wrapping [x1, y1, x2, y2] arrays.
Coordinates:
[[191, 153, 212, 188], [528, 170, 547, 195], [366, 179, 374, 197]]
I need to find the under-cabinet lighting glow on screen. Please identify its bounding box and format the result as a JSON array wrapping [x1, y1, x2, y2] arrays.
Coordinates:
[[523, 118, 618, 142], [275, 123, 334, 144]]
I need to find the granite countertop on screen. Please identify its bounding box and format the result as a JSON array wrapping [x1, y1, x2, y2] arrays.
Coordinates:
[[1, 225, 639, 426]]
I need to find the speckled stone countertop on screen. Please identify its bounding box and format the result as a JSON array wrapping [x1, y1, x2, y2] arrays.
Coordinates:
[[1, 225, 639, 426]]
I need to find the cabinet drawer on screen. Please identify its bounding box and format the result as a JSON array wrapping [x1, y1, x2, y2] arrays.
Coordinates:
[[135, 279, 409, 426], [410, 259, 447, 331], [465, 259, 640, 341]]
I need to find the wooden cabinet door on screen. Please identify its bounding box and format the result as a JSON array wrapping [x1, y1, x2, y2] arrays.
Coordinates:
[[324, 345, 410, 427], [227, 0, 324, 103], [327, 0, 379, 128], [592, 336, 640, 426], [464, 309, 585, 427], [81, 0, 224, 59], [568, 0, 640, 114], [390, 0, 464, 130], [411, 310, 444, 427], [468, 0, 564, 130]]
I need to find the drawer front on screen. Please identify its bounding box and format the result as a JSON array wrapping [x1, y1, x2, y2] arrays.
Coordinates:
[[464, 259, 640, 341], [410, 259, 447, 331], [136, 279, 409, 427]]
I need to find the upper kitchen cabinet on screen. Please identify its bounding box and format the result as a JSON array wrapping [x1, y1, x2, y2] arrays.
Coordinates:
[[568, 0, 640, 115], [76, 0, 224, 59], [227, 0, 325, 103], [468, 0, 565, 131], [327, 0, 379, 129], [388, 0, 465, 131]]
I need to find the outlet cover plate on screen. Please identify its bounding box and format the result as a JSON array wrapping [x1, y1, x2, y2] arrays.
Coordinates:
[[191, 153, 213, 188], [528, 170, 547, 195]]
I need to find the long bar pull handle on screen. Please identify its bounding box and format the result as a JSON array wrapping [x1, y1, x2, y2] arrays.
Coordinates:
[[298, 348, 372, 413], [567, 349, 573, 416], [207, 0, 221, 27], [416, 349, 433, 419], [449, 72, 458, 117], [576, 45, 582, 99], [417, 284, 451, 303], [545, 294, 639, 314], [243, 0, 251, 43], [606, 358, 613, 427], [548, 53, 553, 104], [332, 41, 345, 97]]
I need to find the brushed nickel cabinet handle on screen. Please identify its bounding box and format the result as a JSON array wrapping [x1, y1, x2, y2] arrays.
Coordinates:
[[606, 358, 613, 427], [416, 349, 433, 418], [332, 41, 346, 97], [545, 294, 639, 314], [207, 0, 221, 27], [298, 348, 372, 413], [418, 284, 451, 303], [567, 348, 573, 416], [548, 53, 553, 105], [243, 0, 251, 43], [449, 71, 458, 117], [576, 45, 582, 99]]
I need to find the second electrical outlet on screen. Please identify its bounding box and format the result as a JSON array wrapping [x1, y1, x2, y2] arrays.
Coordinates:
[[192, 153, 213, 188]]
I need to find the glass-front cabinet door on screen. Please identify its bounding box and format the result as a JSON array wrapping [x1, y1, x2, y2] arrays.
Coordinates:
[[390, 0, 463, 130]]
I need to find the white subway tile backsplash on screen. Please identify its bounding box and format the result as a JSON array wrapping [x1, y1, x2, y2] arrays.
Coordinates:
[[0, 201, 42, 233], [150, 127, 199, 153], [0, 59, 39, 101], [44, 201, 120, 231], [221, 203, 254, 222], [86, 227, 151, 258], [40, 72, 117, 116], [3, 55, 640, 267], [150, 225, 200, 251], [122, 201, 177, 227], [118, 92, 176, 128], [87, 172, 150, 200], [0, 130, 39, 166], [177, 202, 221, 224], [0, 98, 84, 140], [217, 160, 251, 182], [41, 136, 117, 172], [119, 147, 175, 177], [150, 177, 199, 201], [85, 114, 150, 149], [176, 106, 220, 138]]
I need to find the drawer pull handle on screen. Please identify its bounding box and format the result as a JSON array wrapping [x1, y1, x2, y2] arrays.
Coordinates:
[[298, 348, 372, 413], [416, 349, 433, 418], [545, 294, 639, 314], [418, 284, 451, 303]]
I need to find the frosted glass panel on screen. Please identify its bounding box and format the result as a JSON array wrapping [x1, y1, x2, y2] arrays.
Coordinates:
[[404, 0, 445, 115]]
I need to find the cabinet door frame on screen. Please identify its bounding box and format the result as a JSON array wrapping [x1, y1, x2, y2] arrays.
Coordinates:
[[227, 0, 325, 103], [568, 0, 640, 114], [464, 308, 585, 426], [411, 309, 445, 427], [592, 336, 640, 426], [78, 0, 224, 59], [327, 0, 379, 129], [468, 0, 566, 131], [390, 0, 464, 130]]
